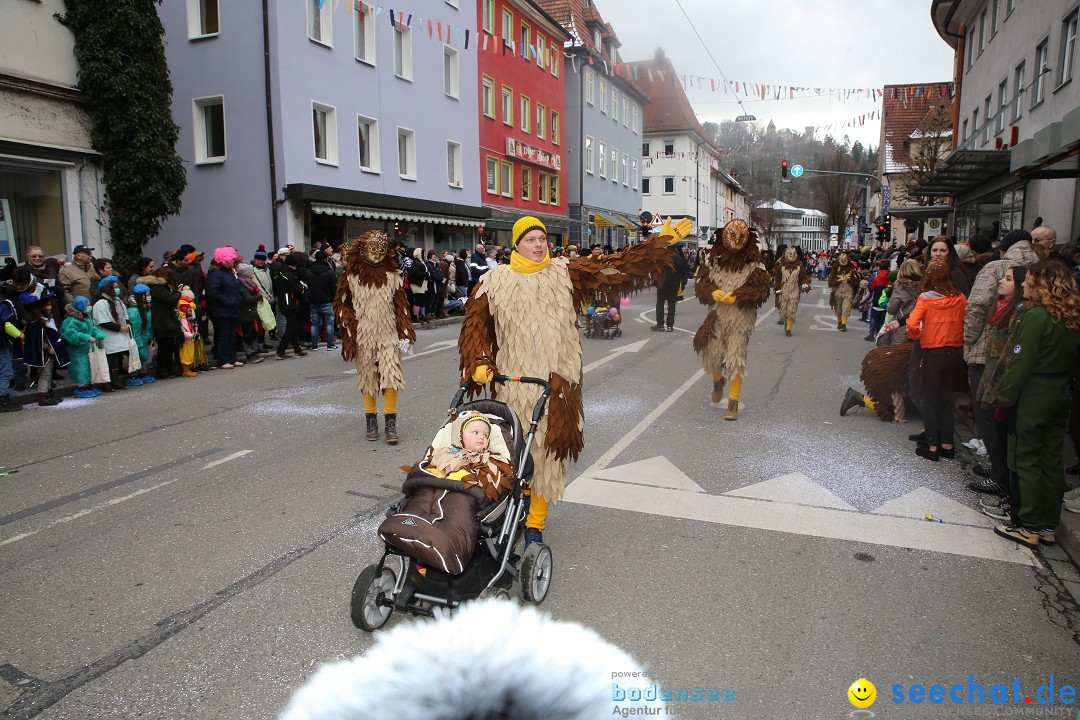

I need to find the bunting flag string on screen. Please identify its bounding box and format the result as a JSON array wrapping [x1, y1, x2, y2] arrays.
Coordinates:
[[313, 4, 954, 105]]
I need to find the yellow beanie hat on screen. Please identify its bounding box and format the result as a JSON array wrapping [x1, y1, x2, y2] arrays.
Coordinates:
[[512, 216, 547, 246]]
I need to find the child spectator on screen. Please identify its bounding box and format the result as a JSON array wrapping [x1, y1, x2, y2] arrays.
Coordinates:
[[0, 283, 23, 412], [60, 295, 104, 398], [20, 290, 69, 406], [92, 275, 132, 391], [126, 284, 156, 384], [178, 288, 199, 378]]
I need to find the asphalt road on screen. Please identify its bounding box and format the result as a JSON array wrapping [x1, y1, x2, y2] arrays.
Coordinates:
[[1, 283, 1078, 719]]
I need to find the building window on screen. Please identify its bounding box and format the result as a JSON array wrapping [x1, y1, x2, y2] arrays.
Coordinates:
[[972, 107, 979, 141], [991, 0, 1000, 37], [550, 46, 559, 77], [622, 98, 629, 127], [357, 115, 379, 172], [1060, 10, 1078, 86], [585, 68, 595, 105], [444, 46, 459, 98], [501, 9, 513, 44], [446, 0, 458, 6], [538, 171, 548, 204], [312, 102, 337, 164], [610, 43, 616, 64], [522, 167, 532, 201], [482, 76, 494, 118], [1006, 0, 1014, 16], [663, 176, 674, 194], [536, 104, 546, 140], [996, 78, 1007, 134], [585, 136, 594, 174], [502, 86, 513, 126], [520, 95, 531, 133], [500, 160, 512, 198], [394, 26, 412, 79], [536, 35, 545, 69], [621, 154, 628, 186], [593, 28, 602, 50], [549, 175, 559, 206], [642, 141, 650, 157], [551, 111, 560, 144], [308, 0, 332, 45], [482, 0, 493, 34], [611, 88, 619, 121], [642, 176, 650, 194], [978, 8, 986, 53], [632, 104, 639, 134], [966, 27, 976, 70], [1013, 62, 1025, 120], [397, 127, 416, 179], [1033, 39, 1049, 105], [599, 80, 607, 114], [663, 139, 675, 156], [520, 23, 530, 59], [353, 2, 375, 64], [598, 142, 607, 178], [447, 141, 462, 187], [962, 118, 969, 141], [610, 147, 618, 183], [486, 156, 498, 194], [193, 96, 225, 163], [187, 0, 219, 38], [982, 94, 992, 143]]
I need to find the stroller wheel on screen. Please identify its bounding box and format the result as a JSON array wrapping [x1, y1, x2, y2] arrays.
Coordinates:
[[351, 564, 396, 631], [478, 586, 511, 601], [519, 543, 553, 604]]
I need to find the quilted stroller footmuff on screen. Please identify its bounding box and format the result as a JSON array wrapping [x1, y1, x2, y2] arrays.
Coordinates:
[[378, 477, 484, 575]]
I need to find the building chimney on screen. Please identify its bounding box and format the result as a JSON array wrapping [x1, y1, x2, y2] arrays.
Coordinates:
[[654, 47, 665, 62]]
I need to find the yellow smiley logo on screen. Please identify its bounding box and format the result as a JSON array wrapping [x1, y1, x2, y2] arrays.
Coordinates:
[[848, 678, 876, 709]]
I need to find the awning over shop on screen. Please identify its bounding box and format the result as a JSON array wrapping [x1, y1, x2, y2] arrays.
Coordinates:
[[591, 212, 620, 227], [886, 205, 954, 220], [311, 202, 485, 227], [483, 206, 570, 232], [613, 213, 638, 231], [910, 150, 1012, 197]]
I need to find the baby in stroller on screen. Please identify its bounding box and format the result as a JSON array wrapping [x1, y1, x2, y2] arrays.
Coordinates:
[[352, 376, 554, 631]]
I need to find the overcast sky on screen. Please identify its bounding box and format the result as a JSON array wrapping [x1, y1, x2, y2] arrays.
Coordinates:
[[601, 0, 956, 149]]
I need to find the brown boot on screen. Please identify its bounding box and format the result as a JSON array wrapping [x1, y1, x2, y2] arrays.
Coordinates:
[[384, 413, 398, 444], [724, 399, 739, 421], [182, 363, 198, 378], [710, 378, 724, 404], [365, 413, 379, 441]]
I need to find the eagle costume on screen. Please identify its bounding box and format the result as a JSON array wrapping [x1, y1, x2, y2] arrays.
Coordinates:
[[827, 251, 860, 331], [692, 220, 771, 420], [334, 230, 416, 444], [772, 246, 810, 336], [458, 215, 691, 544]]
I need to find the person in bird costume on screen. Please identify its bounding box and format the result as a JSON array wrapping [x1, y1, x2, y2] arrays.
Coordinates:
[[692, 220, 771, 420], [828, 251, 861, 331], [772, 246, 811, 336], [334, 230, 416, 444], [458, 214, 692, 547]]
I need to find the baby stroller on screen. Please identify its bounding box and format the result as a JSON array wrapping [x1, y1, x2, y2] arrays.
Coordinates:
[[584, 304, 623, 339], [350, 375, 553, 631]]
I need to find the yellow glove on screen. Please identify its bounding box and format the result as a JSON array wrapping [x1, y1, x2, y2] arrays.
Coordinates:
[[657, 217, 694, 246], [711, 289, 736, 305], [472, 365, 494, 384]]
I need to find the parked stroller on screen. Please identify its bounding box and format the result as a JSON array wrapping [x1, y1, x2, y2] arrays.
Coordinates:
[[584, 303, 623, 339], [350, 375, 553, 631]]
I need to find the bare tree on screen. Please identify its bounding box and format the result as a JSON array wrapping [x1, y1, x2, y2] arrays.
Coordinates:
[[814, 149, 860, 241], [895, 97, 953, 207]]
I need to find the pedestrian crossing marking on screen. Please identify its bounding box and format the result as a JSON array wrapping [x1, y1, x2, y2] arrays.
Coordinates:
[[871, 486, 991, 527], [564, 457, 1037, 567]]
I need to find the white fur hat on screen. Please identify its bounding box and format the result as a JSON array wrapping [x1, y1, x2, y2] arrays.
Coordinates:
[[279, 599, 664, 720]]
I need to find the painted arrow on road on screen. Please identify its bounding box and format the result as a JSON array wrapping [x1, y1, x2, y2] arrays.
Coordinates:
[[342, 339, 458, 374], [582, 338, 649, 374]]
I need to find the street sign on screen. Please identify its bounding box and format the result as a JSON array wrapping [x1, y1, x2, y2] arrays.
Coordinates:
[[734, 114, 757, 122], [649, 213, 664, 227], [829, 225, 839, 234], [790, 164, 804, 178]]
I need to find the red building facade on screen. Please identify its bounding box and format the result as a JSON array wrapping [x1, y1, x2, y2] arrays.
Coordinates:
[[476, 0, 571, 246]]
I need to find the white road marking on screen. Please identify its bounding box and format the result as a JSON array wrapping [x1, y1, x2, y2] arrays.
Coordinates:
[[202, 450, 253, 469], [564, 471, 1038, 567], [724, 472, 857, 510], [871, 486, 992, 527], [0, 479, 177, 547], [581, 338, 649, 374], [589, 456, 704, 492]]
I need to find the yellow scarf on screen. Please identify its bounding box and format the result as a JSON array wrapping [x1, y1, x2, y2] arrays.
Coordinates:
[[509, 249, 550, 274]]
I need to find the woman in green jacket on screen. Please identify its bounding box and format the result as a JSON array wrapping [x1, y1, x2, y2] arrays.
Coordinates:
[[993, 262, 1080, 548]]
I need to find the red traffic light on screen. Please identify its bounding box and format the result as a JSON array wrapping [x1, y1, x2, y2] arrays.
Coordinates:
[[781, 160, 789, 178], [878, 224, 885, 232]]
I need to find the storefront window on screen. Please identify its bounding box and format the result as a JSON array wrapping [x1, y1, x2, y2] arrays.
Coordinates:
[[999, 188, 1024, 233], [0, 164, 66, 261]]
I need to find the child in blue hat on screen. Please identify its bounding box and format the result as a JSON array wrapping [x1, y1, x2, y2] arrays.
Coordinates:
[[126, 284, 155, 384], [60, 295, 104, 398]]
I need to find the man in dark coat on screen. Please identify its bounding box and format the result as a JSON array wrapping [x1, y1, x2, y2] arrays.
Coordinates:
[[272, 254, 307, 359], [651, 245, 690, 331], [305, 251, 337, 349]]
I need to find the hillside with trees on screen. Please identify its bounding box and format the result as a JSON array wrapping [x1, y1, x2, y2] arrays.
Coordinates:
[[704, 120, 878, 240]]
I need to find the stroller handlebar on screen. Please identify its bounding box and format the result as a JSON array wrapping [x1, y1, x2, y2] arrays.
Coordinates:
[[451, 375, 552, 426]]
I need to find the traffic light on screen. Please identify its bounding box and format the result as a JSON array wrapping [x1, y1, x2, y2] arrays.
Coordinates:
[[883, 217, 892, 239], [781, 160, 789, 178], [876, 225, 886, 242]]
